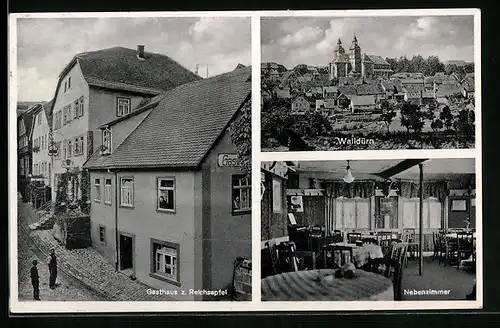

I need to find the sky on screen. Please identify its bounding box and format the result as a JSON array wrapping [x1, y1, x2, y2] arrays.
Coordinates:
[[16, 17, 251, 101], [261, 16, 475, 69]]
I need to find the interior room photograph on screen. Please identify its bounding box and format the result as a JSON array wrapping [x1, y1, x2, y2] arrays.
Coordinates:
[[260, 158, 477, 302]]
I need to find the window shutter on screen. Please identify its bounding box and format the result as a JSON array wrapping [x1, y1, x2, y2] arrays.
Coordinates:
[[87, 130, 93, 159]]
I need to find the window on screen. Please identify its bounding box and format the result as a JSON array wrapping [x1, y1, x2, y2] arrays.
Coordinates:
[[403, 198, 442, 229], [116, 97, 131, 117], [55, 141, 61, 159], [34, 163, 38, 175], [272, 178, 282, 213], [375, 196, 398, 229], [63, 107, 68, 124], [94, 178, 101, 202], [74, 97, 84, 118], [104, 179, 112, 204], [74, 137, 80, 155], [151, 240, 180, 285], [37, 113, 42, 125], [62, 141, 67, 159], [334, 198, 370, 230], [79, 136, 84, 156], [102, 128, 111, 154], [157, 178, 175, 212], [120, 177, 134, 207], [99, 226, 106, 244], [68, 140, 72, 157], [64, 81, 67, 92], [68, 77, 71, 89], [73, 99, 79, 119], [20, 159, 25, 173], [232, 175, 251, 214]]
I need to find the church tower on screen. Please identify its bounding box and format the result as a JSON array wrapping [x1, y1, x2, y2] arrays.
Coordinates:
[[349, 35, 362, 74]]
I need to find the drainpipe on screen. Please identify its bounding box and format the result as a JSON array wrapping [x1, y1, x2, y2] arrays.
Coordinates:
[[112, 168, 119, 271]]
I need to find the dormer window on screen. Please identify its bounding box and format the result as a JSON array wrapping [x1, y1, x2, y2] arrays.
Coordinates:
[[102, 127, 111, 155], [116, 97, 131, 117]]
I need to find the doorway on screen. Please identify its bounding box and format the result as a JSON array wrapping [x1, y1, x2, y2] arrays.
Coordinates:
[[119, 233, 134, 272]]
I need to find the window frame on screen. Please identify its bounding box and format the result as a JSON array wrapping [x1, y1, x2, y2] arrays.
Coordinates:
[[102, 127, 112, 154], [232, 174, 252, 215], [149, 238, 181, 287], [94, 177, 101, 203], [119, 176, 134, 208], [156, 177, 176, 213], [116, 97, 131, 117], [98, 225, 106, 245], [104, 178, 112, 205]]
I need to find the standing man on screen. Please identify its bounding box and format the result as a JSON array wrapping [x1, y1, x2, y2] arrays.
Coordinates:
[[48, 248, 58, 289], [30, 259, 40, 300]]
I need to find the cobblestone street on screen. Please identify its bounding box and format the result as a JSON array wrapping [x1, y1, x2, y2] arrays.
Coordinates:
[[18, 198, 103, 301], [17, 198, 175, 301]]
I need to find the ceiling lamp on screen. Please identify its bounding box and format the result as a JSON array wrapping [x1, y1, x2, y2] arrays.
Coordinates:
[[343, 160, 355, 184]]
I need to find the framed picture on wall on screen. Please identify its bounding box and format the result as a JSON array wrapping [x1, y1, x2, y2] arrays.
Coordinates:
[[290, 195, 304, 213], [451, 199, 467, 212], [272, 178, 282, 213]]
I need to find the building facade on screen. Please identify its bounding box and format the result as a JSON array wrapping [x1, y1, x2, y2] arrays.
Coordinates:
[[84, 68, 252, 300], [49, 46, 201, 202], [329, 36, 393, 80], [30, 101, 53, 186]]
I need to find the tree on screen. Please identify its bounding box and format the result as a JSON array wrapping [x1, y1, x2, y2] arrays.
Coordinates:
[[430, 118, 444, 132], [380, 100, 397, 133], [230, 99, 251, 174], [453, 108, 475, 140], [400, 102, 425, 134], [439, 106, 454, 131]]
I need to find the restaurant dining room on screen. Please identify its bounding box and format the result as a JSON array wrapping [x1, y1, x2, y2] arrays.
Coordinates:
[[260, 158, 478, 302]]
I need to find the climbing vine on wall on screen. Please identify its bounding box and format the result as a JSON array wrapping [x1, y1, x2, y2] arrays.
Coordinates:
[[230, 98, 251, 175]]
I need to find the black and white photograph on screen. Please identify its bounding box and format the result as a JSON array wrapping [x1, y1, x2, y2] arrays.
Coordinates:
[[261, 15, 478, 151], [261, 158, 479, 302], [13, 14, 252, 304]]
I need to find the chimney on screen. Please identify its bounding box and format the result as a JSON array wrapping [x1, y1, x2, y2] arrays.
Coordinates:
[[137, 45, 145, 60]]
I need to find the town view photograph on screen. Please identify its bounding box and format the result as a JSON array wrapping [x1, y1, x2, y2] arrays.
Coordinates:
[[14, 15, 252, 303], [261, 15, 476, 151]]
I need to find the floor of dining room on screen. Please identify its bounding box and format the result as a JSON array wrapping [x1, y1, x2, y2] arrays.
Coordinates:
[[402, 257, 476, 300]]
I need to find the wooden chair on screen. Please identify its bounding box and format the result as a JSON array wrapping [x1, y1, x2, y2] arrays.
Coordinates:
[[457, 232, 474, 271], [276, 241, 301, 273], [363, 237, 379, 245], [402, 228, 418, 262], [308, 226, 325, 252], [262, 240, 281, 278], [432, 231, 444, 261], [347, 232, 362, 244], [443, 233, 459, 267], [384, 243, 408, 301], [322, 244, 354, 269]]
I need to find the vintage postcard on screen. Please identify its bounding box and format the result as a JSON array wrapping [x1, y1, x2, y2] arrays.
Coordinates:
[[261, 156, 480, 305], [10, 12, 255, 312], [260, 13, 479, 151], [9, 8, 481, 314]]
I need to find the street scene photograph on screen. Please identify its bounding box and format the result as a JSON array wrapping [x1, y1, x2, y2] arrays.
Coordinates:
[[261, 158, 478, 301], [260, 15, 477, 151], [14, 15, 252, 303]]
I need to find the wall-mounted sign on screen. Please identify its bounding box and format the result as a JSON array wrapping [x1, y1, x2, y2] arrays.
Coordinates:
[[218, 154, 240, 167], [290, 196, 304, 213]]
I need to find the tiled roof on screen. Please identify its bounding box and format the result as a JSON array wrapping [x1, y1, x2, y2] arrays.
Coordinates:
[[365, 55, 390, 66], [435, 83, 463, 97], [351, 95, 375, 106], [84, 67, 251, 169], [461, 76, 474, 92], [381, 80, 404, 93], [76, 46, 201, 92], [404, 84, 425, 93], [338, 85, 357, 96], [356, 83, 385, 95], [42, 100, 54, 126]]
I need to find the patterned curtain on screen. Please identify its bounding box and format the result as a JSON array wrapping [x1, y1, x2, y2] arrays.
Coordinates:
[[323, 181, 376, 199], [398, 180, 449, 201], [322, 181, 376, 235]]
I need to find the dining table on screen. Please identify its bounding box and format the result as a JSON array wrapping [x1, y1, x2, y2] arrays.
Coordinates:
[[261, 269, 394, 301]]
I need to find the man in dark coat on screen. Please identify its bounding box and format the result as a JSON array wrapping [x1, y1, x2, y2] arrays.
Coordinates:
[[30, 259, 40, 300], [48, 248, 57, 289]]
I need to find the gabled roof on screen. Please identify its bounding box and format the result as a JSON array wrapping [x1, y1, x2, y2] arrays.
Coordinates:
[[235, 63, 246, 70], [84, 67, 251, 169], [356, 83, 385, 95], [365, 55, 390, 66], [74, 46, 201, 93], [435, 83, 463, 97], [381, 80, 404, 93], [338, 85, 357, 96], [404, 84, 425, 93], [351, 95, 375, 106]]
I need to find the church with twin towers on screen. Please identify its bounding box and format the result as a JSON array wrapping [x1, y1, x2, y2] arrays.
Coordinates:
[[328, 35, 393, 80]]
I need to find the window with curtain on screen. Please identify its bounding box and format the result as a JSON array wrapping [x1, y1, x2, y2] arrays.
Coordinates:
[[120, 177, 134, 207], [402, 198, 442, 229], [334, 197, 370, 230]]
